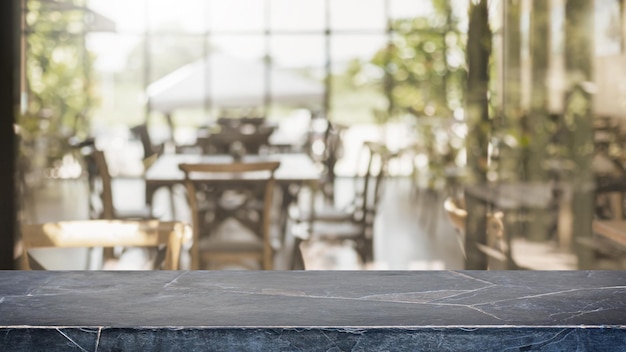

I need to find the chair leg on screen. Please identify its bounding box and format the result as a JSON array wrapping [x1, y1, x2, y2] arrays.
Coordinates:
[[291, 237, 306, 270], [355, 238, 373, 266]]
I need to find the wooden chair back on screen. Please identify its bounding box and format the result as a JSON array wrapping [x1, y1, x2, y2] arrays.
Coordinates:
[[363, 141, 394, 216], [130, 124, 163, 160], [203, 126, 275, 155], [348, 141, 393, 224], [356, 141, 393, 262], [85, 148, 115, 219], [178, 161, 280, 270], [20, 220, 188, 270]]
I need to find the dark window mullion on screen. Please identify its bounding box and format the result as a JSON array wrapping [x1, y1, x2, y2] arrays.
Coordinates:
[[204, 0, 211, 120], [264, 0, 271, 116], [324, 0, 331, 118]]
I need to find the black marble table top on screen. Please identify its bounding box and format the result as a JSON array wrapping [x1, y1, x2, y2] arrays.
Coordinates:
[[1, 270, 625, 351]]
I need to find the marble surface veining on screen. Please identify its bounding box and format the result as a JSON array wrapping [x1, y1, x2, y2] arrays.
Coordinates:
[[1, 270, 625, 327], [2, 327, 625, 351], [1, 271, 625, 351]]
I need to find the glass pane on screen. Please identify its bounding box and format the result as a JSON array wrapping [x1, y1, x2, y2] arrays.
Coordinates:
[[267, 70, 324, 140], [148, 0, 207, 33], [87, 0, 148, 33], [330, 0, 386, 31], [329, 34, 387, 177], [149, 35, 205, 83], [146, 35, 206, 129], [87, 33, 146, 128], [390, 0, 435, 20], [595, 0, 622, 56], [211, 35, 265, 61], [269, 34, 324, 167], [270, 35, 325, 69], [269, 35, 323, 149], [211, 35, 266, 110], [330, 35, 387, 124], [269, 0, 325, 32], [207, 47, 267, 110], [209, 0, 264, 32]]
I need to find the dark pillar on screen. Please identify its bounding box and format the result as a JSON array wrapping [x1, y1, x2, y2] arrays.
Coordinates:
[[564, 0, 595, 269], [0, 0, 20, 269], [464, 0, 492, 269]]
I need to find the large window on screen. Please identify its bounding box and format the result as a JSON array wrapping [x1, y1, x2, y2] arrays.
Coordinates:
[[75, 0, 466, 129]]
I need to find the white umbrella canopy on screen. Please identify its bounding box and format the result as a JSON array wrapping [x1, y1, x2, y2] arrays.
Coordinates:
[[146, 54, 324, 113]]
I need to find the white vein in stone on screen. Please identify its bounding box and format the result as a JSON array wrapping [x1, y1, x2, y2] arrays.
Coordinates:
[[56, 328, 89, 352], [476, 286, 626, 307], [503, 329, 574, 351], [163, 272, 189, 288], [449, 271, 495, 286], [357, 286, 496, 304], [95, 327, 101, 352], [462, 305, 504, 321], [550, 307, 616, 322]]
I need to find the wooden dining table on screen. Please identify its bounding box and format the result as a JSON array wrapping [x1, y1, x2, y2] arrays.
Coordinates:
[[145, 153, 320, 200], [144, 153, 321, 246]]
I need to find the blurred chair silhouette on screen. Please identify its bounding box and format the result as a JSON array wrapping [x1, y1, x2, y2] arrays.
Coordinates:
[[84, 148, 155, 221], [291, 141, 393, 269], [319, 122, 346, 202], [582, 181, 626, 269], [20, 220, 188, 270], [443, 196, 510, 269], [199, 125, 275, 155], [130, 124, 165, 169], [217, 116, 266, 129], [305, 119, 346, 203], [179, 161, 280, 270]]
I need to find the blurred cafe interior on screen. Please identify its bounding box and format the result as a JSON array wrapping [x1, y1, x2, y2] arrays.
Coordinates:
[[3, 0, 626, 271]]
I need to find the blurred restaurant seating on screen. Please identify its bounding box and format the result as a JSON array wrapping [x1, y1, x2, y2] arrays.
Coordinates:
[[179, 161, 280, 270], [12, 0, 626, 272], [130, 124, 165, 164], [196, 123, 276, 155], [290, 141, 394, 269], [19, 220, 189, 270], [83, 147, 155, 221], [443, 196, 508, 270], [583, 180, 626, 269]]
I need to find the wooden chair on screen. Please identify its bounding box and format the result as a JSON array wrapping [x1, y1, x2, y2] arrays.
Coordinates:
[[179, 161, 280, 270], [291, 141, 393, 268], [20, 220, 189, 270], [581, 181, 626, 269], [443, 196, 510, 269], [303, 119, 346, 202], [318, 122, 346, 202], [200, 126, 275, 155], [217, 116, 266, 129], [84, 148, 154, 220], [130, 124, 165, 167]]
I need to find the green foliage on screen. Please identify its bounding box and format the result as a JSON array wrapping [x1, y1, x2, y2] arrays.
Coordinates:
[[19, 0, 96, 173], [369, 1, 467, 119], [22, 0, 94, 144]]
